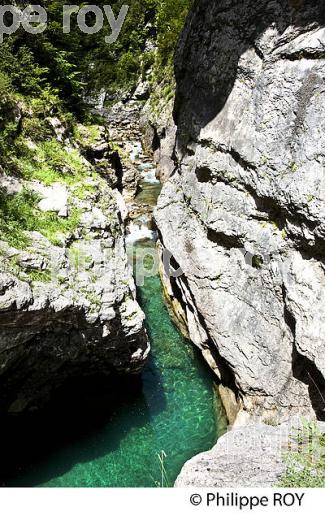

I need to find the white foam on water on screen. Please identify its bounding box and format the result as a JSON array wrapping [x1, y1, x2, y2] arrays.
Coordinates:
[[140, 162, 155, 171], [142, 168, 160, 184], [126, 221, 157, 243], [129, 142, 142, 162]]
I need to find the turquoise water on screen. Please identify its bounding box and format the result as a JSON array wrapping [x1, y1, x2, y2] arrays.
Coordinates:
[[7, 241, 221, 487], [5, 149, 223, 487]]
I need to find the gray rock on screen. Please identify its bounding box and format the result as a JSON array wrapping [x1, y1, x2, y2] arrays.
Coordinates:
[[31, 182, 69, 217], [103, 102, 144, 200], [46, 117, 66, 142], [175, 423, 288, 487], [140, 91, 176, 182], [155, 0, 325, 427], [132, 78, 150, 101], [0, 171, 22, 195], [0, 273, 33, 312]]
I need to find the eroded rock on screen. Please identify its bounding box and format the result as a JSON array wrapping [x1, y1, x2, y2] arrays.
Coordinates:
[[0, 119, 149, 414], [155, 0, 325, 425]]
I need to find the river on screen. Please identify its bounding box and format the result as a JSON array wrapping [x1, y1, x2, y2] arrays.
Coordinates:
[[6, 140, 224, 487]]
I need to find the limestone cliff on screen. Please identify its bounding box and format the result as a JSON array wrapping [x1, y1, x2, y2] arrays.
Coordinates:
[[155, 0, 325, 426], [0, 110, 149, 414]]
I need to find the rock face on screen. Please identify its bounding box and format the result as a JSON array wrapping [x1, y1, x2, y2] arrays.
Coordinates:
[[175, 423, 288, 487], [0, 122, 149, 414], [104, 101, 144, 202], [140, 92, 177, 183], [155, 0, 325, 427]]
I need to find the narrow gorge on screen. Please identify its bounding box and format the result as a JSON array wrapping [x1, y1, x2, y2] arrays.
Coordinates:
[[0, 98, 224, 487], [0, 0, 324, 489]]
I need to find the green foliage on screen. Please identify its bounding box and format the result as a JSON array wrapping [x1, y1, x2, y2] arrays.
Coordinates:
[[27, 269, 52, 283], [72, 184, 97, 201], [0, 0, 191, 253], [0, 72, 13, 102], [0, 189, 37, 248], [0, 42, 48, 96], [0, 72, 20, 160], [279, 421, 325, 487], [84, 0, 192, 95], [37, 207, 82, 246], [0, 4, 85, 112], [155, 0, 192, 72], [15, 139, 92, 186], [289, 161, 299, 173], [0, 188, 81, 248], [0, 1, 192, 106], [73, 124, 103, 147], [252, 255, 264, 269], [84, 0, 155, 95]]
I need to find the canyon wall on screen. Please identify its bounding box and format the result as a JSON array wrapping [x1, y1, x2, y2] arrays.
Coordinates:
[[155, 0, 325, 426], [0, 116, 149, 414]]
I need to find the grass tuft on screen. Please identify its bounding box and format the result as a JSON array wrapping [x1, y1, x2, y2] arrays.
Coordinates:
[[279, 420, 325, 487], [0, 188, 81, 248]]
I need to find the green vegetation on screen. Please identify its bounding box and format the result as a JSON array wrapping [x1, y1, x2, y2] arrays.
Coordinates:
[[155, 0, 192, 72], [0, 0, 192, 166], [0, 188, 39, 248], [151, 451, 170, 488], [252, 255, 264, 269], [0, 188, 81, 248], [279, 421, 325, 487], [289, 161, 299, 173], [71, 184, 97, 201], [0, 1, 191, 251], [74, 125, 103, 147], [263, 417, 279, 427], [27, 268, 52, 284], [0, 1, 192, 103], [85, 0, 192, 95], [16, 139, 92, 186]]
